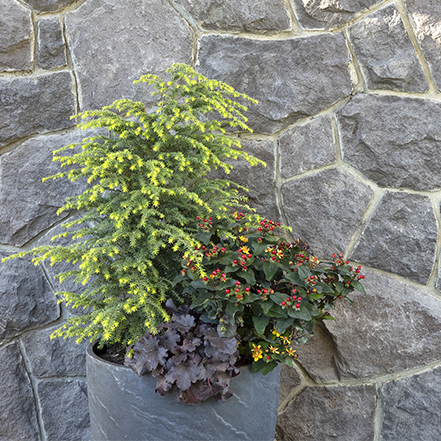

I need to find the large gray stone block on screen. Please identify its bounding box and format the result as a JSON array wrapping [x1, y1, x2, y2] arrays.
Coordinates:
[[21, 326, 87, 378], [36, 17, 67, 70], [351, 191, 437, 285], [38, 380, 91, 441], [197, 33, 353, 134], [65, 0, 193, 110], [348, 5, 428, 92], [278, 114, 336, 179], [0, 131, 89, 246], [276, 384, 376, 441], [174, 0, 291, 33], [404, 0, 441, 90], [337, 94, 441, 191], [380, 366, 441, 441], [294, 323, 340, 383], [22, 0, 77, 12], [0, 343, 40, 441], [326, 269, 441, 379], [292, 0, 382, 30], [279, 364, 302, 405], [215, 138, 279, 221], [0, 72, 76, 147], [0, 252, 59, 342], [0, 0, 33, 71], [281, 168, 372, 258]]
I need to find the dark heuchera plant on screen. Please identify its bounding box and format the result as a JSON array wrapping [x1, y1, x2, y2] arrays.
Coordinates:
[[125, 300, 239, 404], [125, 212, 365, 402]]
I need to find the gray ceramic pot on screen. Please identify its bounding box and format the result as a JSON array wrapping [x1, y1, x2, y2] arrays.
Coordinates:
[[86, 342, 280, 441]]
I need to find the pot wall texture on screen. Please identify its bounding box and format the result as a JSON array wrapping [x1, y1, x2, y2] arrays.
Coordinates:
[[0, 0, 441, 440]]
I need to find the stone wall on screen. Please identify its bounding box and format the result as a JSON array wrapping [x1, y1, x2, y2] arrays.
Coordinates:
[[1, 0, 441, 440]]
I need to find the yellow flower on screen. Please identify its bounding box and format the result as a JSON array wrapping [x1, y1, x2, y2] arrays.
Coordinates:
[[269, 345, 279, 354], [287, 347, 296, 357], [251, 344, 263, 362], [241, 246, 250, 254], [272, 329, 281, 337], [239, 236, 248, 243]]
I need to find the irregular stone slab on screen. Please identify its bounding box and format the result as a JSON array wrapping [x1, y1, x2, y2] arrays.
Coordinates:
[[348, 5, 428, 92], [0, 343, 40, 441], [0, 0, 33, 71], [0, 72, 76, 147], [174, 0, 291, 34], [292, 0, 382, 30], [38, 380, 91, 441], [276, 384, 376, 440], [381, 366, 441, 441], [0, 131, 89, 246], [198, 33, 353, 134], [21, 326, 87, 378], [279, 363, 302, 405], [338, 94, 441, 191], [22, 0, 77, 13], [37, 17, 67, 70], [325, 269, 441, 379], [279, 114, 336, 179], [65, 0, 193, 110], [281, 168, 372, 258], [294, 323, 340, 383], [404, 0, 441, 90], [351, 192, 437, 284], [215, 138, 279, 221], [0, 252, 59, 342]]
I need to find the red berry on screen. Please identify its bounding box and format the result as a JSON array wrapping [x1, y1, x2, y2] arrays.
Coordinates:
[[203, 276, 208, 281], [236, 281, 241, 286], [245, 287, 250, 292], [226, 289, 230, 294], [281, 301, 286, 306], [296, 303, 300, 308]]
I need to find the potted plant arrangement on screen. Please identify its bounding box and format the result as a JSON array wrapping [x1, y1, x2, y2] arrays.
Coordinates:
[[4, 64, 365, 441]]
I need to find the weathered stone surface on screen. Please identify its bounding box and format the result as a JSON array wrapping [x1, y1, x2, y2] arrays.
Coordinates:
[[174, 0, 291, 33], [404, 0, 441, 90], [0, 343, 40, 441], [198, 33, 353, 134], [21, 326, 87, 378], [0, 72, 76, 147], [276, 384, 376, 441], [293, 0, 382, 30], [22, 0, 77, 13], [39, 380, 91, 441], [294, 323, 340, 383], [348, 5, 428, 92], [381, 366, 441, 441], [326, 269, 441, 379], [338, 94, 441, 190], [0, 0, 32, 71], [37, 17, 67, 70], [0, 131, 89, 246], [216, 138, 279, 221], [279, 114, 336, 179], [65, 0, 193, 110], [0, 252, 59, 342], [351, 192, 437, 284], [281, 168, 372, 258], [279, 363, 302, 405]]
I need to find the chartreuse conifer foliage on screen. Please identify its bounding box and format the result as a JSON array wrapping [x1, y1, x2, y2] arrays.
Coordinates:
[[3, 64, 264, 348]]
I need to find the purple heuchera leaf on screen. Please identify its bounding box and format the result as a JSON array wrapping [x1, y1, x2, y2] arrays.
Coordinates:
[[165, 361, 202, 392], [125, 334, 168, 376], [204, 328, 238, 355]]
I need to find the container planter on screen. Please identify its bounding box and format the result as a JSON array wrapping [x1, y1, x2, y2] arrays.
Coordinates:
[[86, 342, 280, 441]]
